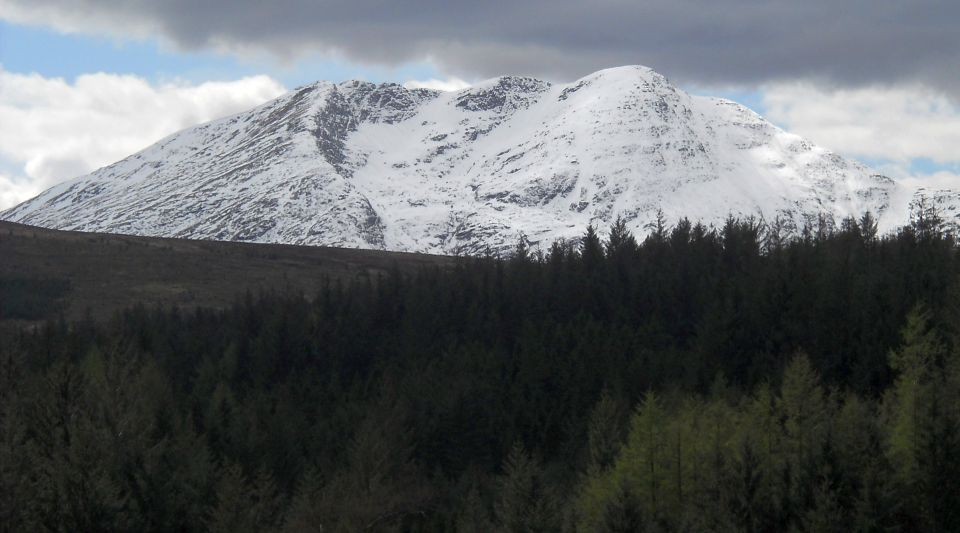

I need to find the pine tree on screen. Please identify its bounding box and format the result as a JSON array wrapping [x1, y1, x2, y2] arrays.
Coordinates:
[[249, 466, 285, 531], [600, 484, 645, 533], [799, 475, 845, 533], [780, 354, 829, 477], [859, 212, 879, 243], [618, 392, 668, 519], [457, 481, 495, 533], [914, 393, 960, 531], [587, 389, 626, 473], [647, 209, 668, 244], [494, 442, 560, 533], [606, 216, 638, 259], [728, 439, 768, 533], [319, 392, 433, 531], [777, 353, 831, 525], [282, 467, 326, 533], [885, 305, 943, 488], [0, 349, 27, 531], [581, 224, 604, 271], [910, 197, 945, 241], [25, 359, 136, 531], [207, 462, 255, 533]]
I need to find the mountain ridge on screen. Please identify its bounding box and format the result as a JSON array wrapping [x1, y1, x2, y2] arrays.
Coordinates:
[[1, 65, 944, 254]]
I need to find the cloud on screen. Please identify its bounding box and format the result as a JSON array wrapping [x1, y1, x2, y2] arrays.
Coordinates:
[[1, 0, 958, 94], [761, 83, 960, 165], [403, 77, 471, 92], [761, 82, 960, 206], [0, 173, 40, 209], [0, 68, 286, 209]]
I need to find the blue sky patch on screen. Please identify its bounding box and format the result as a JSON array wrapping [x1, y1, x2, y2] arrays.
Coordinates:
[[0, 21, 443, 87]]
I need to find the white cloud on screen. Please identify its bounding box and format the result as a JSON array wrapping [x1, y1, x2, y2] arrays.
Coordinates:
[[0, 68, 286, 209], [900, 171, 960, 190], [403, 77, 471, 92], [0, 173, 40, 209], [761, 82, 960, 165]]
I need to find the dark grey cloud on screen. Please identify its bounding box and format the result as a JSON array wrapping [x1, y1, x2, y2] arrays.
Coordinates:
[[4, 0, 960, 92]]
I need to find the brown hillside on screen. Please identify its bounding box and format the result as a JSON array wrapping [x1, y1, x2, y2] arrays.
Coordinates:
[[0, 221, 454, 323]]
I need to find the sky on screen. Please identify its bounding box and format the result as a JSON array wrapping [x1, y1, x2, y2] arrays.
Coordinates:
[[0, 0, 958, 209]]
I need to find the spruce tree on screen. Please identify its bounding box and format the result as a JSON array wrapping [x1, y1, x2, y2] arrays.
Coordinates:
[[494, 442, 560, 533]]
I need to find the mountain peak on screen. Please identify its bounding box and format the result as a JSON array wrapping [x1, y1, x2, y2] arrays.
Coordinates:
[[585, 64, 660, 79], [573, 65, 669, 88]]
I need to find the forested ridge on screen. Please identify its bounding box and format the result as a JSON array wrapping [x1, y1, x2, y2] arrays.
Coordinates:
[[3, 211, 960, 532]]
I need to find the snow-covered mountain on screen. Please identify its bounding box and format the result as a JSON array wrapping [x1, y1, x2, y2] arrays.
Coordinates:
[[0, 66, 941, 254]]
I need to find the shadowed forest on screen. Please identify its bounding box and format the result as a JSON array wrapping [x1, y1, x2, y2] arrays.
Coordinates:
[[3, 210, 960, 531]]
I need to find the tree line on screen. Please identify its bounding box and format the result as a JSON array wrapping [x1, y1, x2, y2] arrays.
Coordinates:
[[2, 210, 960, 531]]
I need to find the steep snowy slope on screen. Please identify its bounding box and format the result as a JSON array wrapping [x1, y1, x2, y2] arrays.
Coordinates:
[[0, 66, 926, 254]]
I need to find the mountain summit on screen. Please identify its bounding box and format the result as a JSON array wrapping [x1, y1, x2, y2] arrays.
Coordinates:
[[0, 66, 941, 254]]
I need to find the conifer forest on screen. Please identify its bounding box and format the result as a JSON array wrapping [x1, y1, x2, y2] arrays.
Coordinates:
[[4, 211, 960, 532]]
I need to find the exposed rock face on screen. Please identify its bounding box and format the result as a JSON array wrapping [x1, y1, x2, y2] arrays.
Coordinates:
[[0, 66, 938, 254]]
